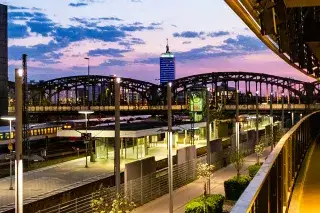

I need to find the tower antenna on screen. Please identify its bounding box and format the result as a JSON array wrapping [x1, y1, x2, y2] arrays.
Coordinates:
[[166, 38, 170, 53]]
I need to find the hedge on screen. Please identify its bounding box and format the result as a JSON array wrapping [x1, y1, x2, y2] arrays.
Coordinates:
[[248, 163, 262, 178], [224, 175, 251, 201], [185, 194, 225, 213]]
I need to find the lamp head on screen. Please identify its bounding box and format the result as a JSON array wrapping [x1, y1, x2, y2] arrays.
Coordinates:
[[16, 68, 23, 77], [78, 110, 94, 115], [0, 116, 16, 121]]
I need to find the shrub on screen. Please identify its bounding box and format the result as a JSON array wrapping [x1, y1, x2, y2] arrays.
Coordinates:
[[224, 175, 251, 201], [185, 194, 225, 213], [248, 163, 262, 178]]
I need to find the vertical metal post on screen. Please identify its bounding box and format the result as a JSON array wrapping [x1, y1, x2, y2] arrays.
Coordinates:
[[256, 91, 259, 146], [167, 82, 173, 213], [206, 87, 211, 194], [85, 113, 88, 168], [22, 54, 29, 167], [9, 119, 13, 190], [291, 112, 294, 126], [270, 91, 274, 149], [15, 68, 23, 213], [115, 77, 121, 194], [235, 88, 240, 170], [282, 93, 285, 128], [85, 57, 90, 108]]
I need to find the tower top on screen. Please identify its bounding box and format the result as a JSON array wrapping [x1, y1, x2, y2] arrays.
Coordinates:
[[166, 38, 170, 53]]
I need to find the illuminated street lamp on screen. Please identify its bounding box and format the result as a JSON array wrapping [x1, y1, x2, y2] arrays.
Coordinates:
[[1, 116, 15, 190], [114, 77, 121, 194], [167, 81, 173, 213], [78, 110, 94, 168], [206, 87, 211, 194], [15, 68, 23, 213]]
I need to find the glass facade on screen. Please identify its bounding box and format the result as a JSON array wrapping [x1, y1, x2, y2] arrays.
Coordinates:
[[160, 53, 175, 84], [0, 4, 7, 117]]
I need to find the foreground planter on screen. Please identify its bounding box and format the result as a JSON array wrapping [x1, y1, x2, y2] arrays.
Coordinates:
[[248, 163, 262, 178], [224, 175, 251, 201], [185, 194, 225, 213]]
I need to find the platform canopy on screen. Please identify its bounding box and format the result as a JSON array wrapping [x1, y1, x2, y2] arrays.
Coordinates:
[[225, 0, 320, 79]]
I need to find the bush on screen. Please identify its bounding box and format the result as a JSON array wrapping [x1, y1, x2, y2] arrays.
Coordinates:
[[248, 163, 262, 178], [224, 175, 251, 201], [185, 194, 225, 213]]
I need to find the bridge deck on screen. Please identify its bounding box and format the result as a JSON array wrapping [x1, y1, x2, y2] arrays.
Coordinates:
[[299, 143, 320, 212]]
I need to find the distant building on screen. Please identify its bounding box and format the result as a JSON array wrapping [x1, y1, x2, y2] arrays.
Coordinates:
[[160, 39, 175, 84], [0, 4, 8, 117]]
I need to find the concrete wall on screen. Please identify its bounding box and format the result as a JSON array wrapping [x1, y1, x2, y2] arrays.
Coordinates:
[[0, 4, 8, 117], [217, 123, 229, 138], [124, 156, 157, 204]]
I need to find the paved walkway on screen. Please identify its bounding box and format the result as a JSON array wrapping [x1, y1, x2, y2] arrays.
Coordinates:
[[133, 148, 271, 213], [299, 143, 320, 213]]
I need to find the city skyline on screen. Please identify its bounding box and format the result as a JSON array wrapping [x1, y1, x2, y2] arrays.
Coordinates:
[[1, 0, 315, 83]]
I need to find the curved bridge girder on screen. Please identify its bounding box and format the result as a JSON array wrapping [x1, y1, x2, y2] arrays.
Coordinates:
[[172, 71, 306, 98], [8, 71, 319, 106]]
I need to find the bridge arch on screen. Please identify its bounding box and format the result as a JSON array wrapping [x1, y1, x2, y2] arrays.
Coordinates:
[[28, 75, 158, 106], [172, 71, 307, 104]]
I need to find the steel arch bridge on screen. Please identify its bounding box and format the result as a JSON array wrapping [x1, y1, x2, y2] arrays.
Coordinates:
[[7, 71, 318, 107], [8, 75, 161, 106]]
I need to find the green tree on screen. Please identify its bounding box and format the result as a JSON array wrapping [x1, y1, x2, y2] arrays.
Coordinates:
[[197, 163, 215, 196], [109, 194, 135, 213], [229, 148, 245, 178], [254, 143, 264, 164], [91, 186, 135, 213]]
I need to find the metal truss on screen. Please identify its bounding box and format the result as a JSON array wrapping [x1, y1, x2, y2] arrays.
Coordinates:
[[7, 71, 320, 107]]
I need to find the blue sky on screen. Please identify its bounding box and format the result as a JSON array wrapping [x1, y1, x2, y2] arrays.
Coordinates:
[[1, 0, 314, 82]]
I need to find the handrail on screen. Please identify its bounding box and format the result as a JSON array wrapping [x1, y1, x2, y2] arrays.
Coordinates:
[[7, 104, 320, 113], [231, 111, 320, 213]]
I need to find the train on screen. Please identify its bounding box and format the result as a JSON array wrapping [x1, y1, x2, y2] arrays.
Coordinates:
[[0, 115, 152, 142], [0, 123, 63, 141]]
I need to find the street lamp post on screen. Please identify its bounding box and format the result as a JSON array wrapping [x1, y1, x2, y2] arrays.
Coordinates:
[[114, 77, 121, 194], [15, 68, 24, 213], [206, 87, 211, 194], [255, 91, 259, 146], [78, 110, 94, 168], [167, 82, 173, 213], [235, 90, 240, 152], [1, 116, 16, 190]]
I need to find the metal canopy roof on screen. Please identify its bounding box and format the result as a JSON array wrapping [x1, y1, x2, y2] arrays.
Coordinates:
[[225, 0, 320, 79]]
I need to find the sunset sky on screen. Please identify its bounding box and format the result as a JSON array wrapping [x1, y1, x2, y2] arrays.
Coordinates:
[[1, 0, 315, 83]]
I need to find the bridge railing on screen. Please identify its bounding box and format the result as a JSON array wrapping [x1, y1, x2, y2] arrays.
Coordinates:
[[230, 111, 320, 213], [8, 104, 320, 113]]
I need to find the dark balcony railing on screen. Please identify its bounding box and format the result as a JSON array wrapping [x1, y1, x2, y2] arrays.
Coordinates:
[[231, 111, 320, 213]]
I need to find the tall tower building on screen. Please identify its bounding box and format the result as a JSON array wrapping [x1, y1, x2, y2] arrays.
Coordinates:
[[0, 4, 8, 117], [160, 39, 175, 84]]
